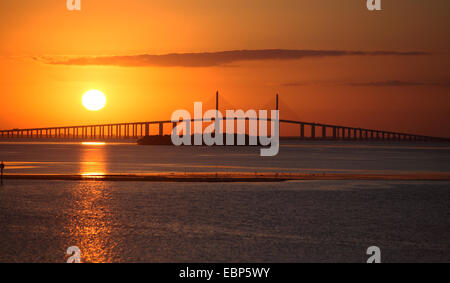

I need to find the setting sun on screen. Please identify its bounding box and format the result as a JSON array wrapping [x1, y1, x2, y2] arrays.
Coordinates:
[[82, 90, 106, 111]]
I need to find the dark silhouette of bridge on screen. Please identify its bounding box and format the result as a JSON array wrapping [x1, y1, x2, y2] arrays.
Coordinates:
[[0, 93, 448, 142]]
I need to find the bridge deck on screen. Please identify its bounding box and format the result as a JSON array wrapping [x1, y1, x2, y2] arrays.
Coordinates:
[[0, 118, 448, 142]]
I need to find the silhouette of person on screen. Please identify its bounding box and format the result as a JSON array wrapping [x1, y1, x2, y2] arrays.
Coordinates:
[[0, 161, 4, 185]]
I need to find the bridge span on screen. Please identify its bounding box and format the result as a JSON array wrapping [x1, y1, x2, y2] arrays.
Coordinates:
[[1, 93, 448, 142], [0, 118, 448, 142]]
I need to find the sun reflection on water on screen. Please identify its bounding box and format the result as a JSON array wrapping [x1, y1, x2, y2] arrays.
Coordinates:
[[81, 142, 106, 146], [67, 182, 116, 263], [66, 142, 116, 262], [80, 142, 107, 176]]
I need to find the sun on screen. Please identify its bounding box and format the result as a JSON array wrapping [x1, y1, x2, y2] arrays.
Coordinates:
[[82, 90, 106, 111]]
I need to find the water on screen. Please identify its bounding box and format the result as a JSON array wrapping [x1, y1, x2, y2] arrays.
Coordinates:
[[0, 141, 449, 262], [1, 141, 449, 175]]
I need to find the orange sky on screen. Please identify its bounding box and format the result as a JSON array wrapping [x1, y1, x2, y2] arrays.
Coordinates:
[[0, 0, 449, 137]]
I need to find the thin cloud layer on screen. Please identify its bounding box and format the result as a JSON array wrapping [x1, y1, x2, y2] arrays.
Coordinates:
[[36, 49, 429, 67], [347, 80, 450, 87], [282, 80, 450, 88]]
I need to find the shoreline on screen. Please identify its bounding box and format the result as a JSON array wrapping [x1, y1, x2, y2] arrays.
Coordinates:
[[2, 172, 450, 182]]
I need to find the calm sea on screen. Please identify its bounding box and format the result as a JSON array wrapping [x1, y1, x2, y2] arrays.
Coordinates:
[[0, 141, 449, 262], [1, 141, 450, 175]]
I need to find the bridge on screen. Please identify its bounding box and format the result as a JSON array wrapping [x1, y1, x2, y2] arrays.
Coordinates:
[[0, 93, 448, 142]]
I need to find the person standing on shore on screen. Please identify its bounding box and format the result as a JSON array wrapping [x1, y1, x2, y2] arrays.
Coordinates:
[[0, 161, 4, 185]]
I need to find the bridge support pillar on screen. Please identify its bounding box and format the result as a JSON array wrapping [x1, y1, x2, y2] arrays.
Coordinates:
[[300, 124, 305, 139], [322, 126, 326, 139], [145, 123, 149, 136], [311, 124, 315, 139], [159, 123, 164, 136], [172, 122, 177, 135]]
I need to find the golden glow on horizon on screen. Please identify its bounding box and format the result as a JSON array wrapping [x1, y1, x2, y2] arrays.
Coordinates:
[[82, 142, 106, 146], [82, 90, 106, 111], [80, 142, 107, 177]]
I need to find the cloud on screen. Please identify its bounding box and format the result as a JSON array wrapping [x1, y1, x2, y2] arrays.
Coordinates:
[[35, 49, 429, 67], [347, 80, 450, 87], [281, 80, 450, 88]]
